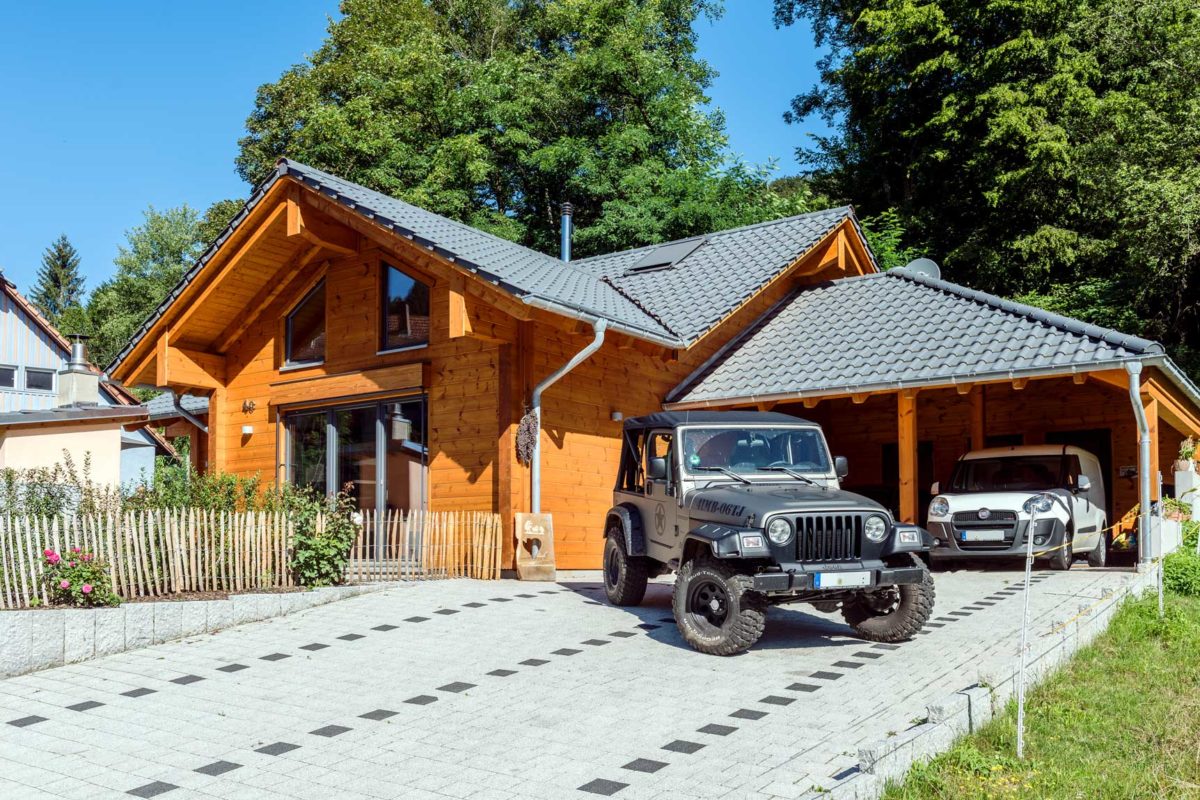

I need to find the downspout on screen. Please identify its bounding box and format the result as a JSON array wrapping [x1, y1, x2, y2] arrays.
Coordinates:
[[1125, 361, 1151, 566], [531, 318, 606, 515]]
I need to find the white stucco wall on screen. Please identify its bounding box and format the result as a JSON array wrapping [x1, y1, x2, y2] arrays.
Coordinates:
[[0, 424, 124, 487]]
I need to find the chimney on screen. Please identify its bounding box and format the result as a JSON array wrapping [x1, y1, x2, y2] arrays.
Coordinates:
[[57, 334, 100, 407], [560, 202, 574, 262]]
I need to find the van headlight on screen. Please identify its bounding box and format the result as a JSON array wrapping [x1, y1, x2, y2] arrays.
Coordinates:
[[864, 515, 888, 542], [766, 517, 794, 546], [929, 496, 950, 518]]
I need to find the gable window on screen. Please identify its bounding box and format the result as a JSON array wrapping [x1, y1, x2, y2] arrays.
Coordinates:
[[381, 263, 430, 352], [0, 366, 14, 389], [286, 281, 326, 366], [25, 368, 54, 392]]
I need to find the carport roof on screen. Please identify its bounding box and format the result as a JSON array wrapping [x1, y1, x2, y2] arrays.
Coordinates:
[[666, 267, 1200, 408]]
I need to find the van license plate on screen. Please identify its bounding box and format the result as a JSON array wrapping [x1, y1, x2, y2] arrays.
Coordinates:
[[962, 530, 1005, 542], [815, 571, 871, 588]]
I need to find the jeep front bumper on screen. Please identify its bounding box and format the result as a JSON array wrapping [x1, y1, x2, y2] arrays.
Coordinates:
[[750, 561, 926, 593]]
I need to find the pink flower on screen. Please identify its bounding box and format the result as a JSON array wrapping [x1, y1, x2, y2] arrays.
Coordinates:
[[69, 561, 76, 567], [47, 553, 61, 565], [82, 554, 93, 562], [71, 546, 80, 553], [81, 584, 93, 595], [43, 548, 54, 557], [59, 579, 70, 589]]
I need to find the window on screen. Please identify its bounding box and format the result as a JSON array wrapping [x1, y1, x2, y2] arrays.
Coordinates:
[[0, 366, 14, 389], [286, 281, 326, 365], [381, 263, 430, 351], [25, 368, 53, 391]]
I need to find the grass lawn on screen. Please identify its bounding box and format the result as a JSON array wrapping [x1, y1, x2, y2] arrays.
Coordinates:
[[882, 593, 1200, 799]]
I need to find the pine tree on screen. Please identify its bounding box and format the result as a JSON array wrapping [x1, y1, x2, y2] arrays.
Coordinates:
[[30, 234, 85, 325]]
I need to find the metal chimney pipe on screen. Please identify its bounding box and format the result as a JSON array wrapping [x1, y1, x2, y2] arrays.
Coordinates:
[[65, 334, 90, 372], [560, 202, 574, 262]]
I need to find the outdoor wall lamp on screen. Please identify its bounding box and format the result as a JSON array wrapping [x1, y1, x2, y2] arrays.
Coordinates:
[[241, 424, 254, 436], [242, 400, 256, 413]]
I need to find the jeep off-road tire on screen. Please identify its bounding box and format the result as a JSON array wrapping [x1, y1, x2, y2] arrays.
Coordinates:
[[603, 529, 649, 606], [841, 554, 935, 643], [672, 558, 767, 656], [1048, 530, 1073, 571], [1087, 526, 1108, 568]]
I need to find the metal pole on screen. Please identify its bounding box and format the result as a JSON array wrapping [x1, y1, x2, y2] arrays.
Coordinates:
[[1015, 501, 1038, 760], [1124, 361, 1152, 568]]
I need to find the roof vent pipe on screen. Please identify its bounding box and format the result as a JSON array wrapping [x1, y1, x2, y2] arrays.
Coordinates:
[[560, 202, 574, 262]]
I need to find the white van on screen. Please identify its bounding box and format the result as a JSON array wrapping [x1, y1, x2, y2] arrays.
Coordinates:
[[926, 445, 1107, 569]]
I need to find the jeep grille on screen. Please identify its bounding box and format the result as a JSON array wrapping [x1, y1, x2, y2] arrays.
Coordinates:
[[795, 514, 863, 561]]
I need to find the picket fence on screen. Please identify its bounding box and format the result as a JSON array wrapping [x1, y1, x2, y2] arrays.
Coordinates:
[[0, 509, 503, 609]]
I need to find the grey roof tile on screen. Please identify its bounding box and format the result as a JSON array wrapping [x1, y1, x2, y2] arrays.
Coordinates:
[[667, 268, 1165, 406], [144, 392, 209, 420]]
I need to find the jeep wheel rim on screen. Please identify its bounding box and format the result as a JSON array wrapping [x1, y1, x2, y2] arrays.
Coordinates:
[[605, 546, 621, 587], [687, 579, 729, 631]]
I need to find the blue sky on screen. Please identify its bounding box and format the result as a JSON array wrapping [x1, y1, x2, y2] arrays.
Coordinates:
[[0, 1, 825, 295]]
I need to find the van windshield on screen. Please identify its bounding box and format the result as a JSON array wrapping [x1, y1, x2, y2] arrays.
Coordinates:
[[681, 427, 830, 475], [949, 456, 1066, 492]]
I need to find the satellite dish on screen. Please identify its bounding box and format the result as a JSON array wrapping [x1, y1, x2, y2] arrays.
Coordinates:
[[904, 257, 941, 280]]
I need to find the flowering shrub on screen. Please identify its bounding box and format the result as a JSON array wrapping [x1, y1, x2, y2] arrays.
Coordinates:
[[41, 547, 120, 607], [289, 486, 361, 587]]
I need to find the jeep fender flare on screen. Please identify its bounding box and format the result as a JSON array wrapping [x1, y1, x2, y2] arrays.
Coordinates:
[[684, 523, 764, 560], [605, 504, 647, 557]]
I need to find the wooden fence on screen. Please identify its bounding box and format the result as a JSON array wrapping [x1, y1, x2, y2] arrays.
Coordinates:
[[0, 509, 504, 609]]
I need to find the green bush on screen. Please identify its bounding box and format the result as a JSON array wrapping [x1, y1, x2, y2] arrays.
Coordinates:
[[288, 487, 360, 587], [40, 546, 120, 607], [1164, 549, 1200, 597], [1, 452, 122, 516], [1183, 520, 1199, 551]]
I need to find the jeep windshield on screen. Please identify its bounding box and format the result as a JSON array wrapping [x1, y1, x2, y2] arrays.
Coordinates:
[[948, 456, 1066, 493], [680, 427, 830, 476]]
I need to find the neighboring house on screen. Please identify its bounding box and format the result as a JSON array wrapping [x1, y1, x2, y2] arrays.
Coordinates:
[[144, 391, 209, 475], [106, 159, 1200, 568], [0, 273, 168, 487]]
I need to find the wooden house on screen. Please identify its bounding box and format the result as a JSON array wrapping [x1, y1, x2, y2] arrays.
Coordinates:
[[106, 160, 1200, 568]]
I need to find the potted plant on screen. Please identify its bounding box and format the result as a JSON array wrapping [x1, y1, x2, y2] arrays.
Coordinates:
[[1176, 437, 1197, 473]]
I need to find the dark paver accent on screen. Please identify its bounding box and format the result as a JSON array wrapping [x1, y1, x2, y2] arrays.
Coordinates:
[[925, 622, 945, 628], [216, 664, 248, 673], [310, 725, 351, 737], [434, 609, 460, 616], [127, 781, 177, 797], [759, 696, 795, 706], [730, 709, 767, 720], [662, 740, 705, 754], [300, 643, 328, 651], [810, 671, 843, 681], [553, 648, 582, 656], [372, 624, 399, 631], [582, 639, 610, 646], [195, 761, 241, 776], [67, 701, 104, 712], [636, 623, 660, 630], [832, 661, 863, 669], [260, 653, 291, 661], [405, 695, 438, 705], [584, 600, 603, 606], [853, 651, 884, 659], [609, 631, 636, 638], [488, 669, 518, 677], [255, 742, 300, 756], [950, 611, 972, 617], [872, 643, 901, 650], [360, 709, 399, 721], [917, 630, 932, 635], [463, 602, 487, 608], [405, 616, 430, 623], [698, 723, 737, 736], [520, 659, 549, 667], [122, 688, 156, 698], [578, 778, 628, 796], [171, 675, 204, 685], [976, 601, 997, 606], [7, 715, 47, 727], [831, 765, 861, 780], [785, 683, 820, 693], [337, 633, 366, 640], [539, 590, 557, 594], [934, 617, 958, 622], [489, 597, 513, 602], [622, 758, 668, 773], [437, 682, 476, 693], [516, 593, 537, 598]]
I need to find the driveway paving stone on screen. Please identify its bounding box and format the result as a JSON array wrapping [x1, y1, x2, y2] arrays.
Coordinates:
[[0, 565, 1135, 798]]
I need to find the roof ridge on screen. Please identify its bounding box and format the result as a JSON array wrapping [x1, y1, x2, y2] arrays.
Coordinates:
[[887, 267, 1164, 355]]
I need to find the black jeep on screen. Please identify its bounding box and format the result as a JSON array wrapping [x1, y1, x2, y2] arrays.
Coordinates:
[[603, 411, 936, 655]]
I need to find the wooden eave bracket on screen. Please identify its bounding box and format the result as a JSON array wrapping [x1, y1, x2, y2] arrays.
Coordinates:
[[287, 187, 358, 255]]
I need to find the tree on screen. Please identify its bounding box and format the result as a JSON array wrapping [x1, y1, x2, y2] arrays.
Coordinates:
[[196, 198, 244, 249], [236, 0, 812, 258], [774, 0, 1200, 378], [30, 234, 85, 326]]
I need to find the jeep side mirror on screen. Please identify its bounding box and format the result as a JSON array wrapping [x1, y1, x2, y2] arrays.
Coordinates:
[[834, 456, 849, 479], [930, 481, 940, 495], [1075, 475, 1091, 494], [647, 457, 667, 480]]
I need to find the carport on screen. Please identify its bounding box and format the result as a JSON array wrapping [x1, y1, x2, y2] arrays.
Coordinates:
[[666, 267, 1200, 564]]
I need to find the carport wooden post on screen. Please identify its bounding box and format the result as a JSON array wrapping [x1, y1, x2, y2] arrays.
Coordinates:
[[1144, 394, 1160, 501], [969, 385, 986, 450], [898, 389, 919, 523]]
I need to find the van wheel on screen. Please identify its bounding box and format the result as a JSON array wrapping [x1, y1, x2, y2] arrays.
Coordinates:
[[841, 554, 935, 642], [673, 558, 766, 656], [603, 529, 648, 606], [1049, 531, 1073, 571], [1088, 528, 1108, 568]]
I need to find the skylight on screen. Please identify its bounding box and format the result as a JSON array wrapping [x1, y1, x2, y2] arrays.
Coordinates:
[[625, 237, 707, 274]]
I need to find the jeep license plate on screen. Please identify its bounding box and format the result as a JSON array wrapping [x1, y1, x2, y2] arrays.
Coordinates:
[[961, 529, 1005, 542], [815, 571, 871, 589]]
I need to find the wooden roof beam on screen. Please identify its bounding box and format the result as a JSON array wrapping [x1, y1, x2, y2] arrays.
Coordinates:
[[213, 245, 324, 354], [287, 188, 358, 255]]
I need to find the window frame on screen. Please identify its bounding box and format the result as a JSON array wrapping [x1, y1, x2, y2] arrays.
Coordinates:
[[24, 367, 55, 393], [284, 279, 327, 368], [378, 262, 431, 355], [0, 364, 15, 389]]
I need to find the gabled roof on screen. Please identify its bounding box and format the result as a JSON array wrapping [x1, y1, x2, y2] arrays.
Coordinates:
[[667, 267, 1200, 409], [0, 271, 72, 352], [109, 160, 868, 372]]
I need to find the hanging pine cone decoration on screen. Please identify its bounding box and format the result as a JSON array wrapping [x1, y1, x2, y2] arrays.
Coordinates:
[[516, 408, 539, 465]]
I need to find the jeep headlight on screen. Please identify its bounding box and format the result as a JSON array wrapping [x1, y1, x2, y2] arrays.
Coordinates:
[[864, 515, 888, 542], [929, 496, 950, 518], [766, 517, 794, 546]]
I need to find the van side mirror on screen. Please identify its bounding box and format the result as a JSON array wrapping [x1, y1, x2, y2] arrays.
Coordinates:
[[834, 456, 849, 479], [930, 481, 940, 495], [647, 457, 667, 480], [1075, 475, 1091, 494]]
